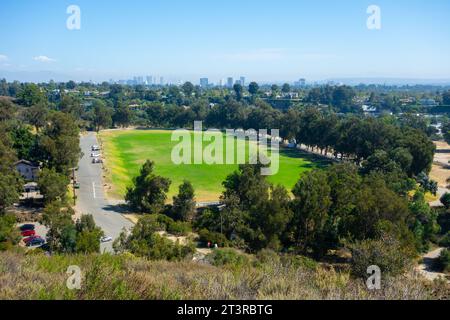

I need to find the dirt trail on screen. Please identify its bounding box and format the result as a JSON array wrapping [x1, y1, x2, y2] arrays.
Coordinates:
[[415, 248, 448, 283]]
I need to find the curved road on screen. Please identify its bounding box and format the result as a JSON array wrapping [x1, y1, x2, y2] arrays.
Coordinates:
[[75, 132, 133, 252]]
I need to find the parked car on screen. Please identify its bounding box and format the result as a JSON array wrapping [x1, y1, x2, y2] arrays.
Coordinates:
[[74, 182, 80, 189], [24, 236, 43, 244], [101, 236, 113, 243], [91, 145, 100, 151], [92, 158, 103, 164], [26, 238, 45, 247], [20, 224, 35, 232], [91, 152, 101, 157], [21, 229, 36, 237]]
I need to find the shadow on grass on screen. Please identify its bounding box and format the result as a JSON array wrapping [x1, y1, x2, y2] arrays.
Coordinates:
[[279, 147, 334, 169]]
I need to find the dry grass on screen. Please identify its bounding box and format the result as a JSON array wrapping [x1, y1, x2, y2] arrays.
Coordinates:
[[0, 251, 448, 300], [431, 141, 450, 188]]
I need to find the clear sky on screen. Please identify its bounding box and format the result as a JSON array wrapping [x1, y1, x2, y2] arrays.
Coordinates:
[[0, 0, 449, 83]]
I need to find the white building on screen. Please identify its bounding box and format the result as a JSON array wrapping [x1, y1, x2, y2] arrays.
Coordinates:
[[15, 160, 40, 182]]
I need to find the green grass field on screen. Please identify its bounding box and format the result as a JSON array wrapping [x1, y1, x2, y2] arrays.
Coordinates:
[[99, 130, 329, 202]]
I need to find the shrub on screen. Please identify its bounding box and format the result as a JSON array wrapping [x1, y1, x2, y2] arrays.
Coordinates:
[[436, 249, 450, 273], [0, 214, 20, 251], [280, 254, 318, 271], [198, 229, 229, 248], [166, 220, 191, 236], [348, 236, 414, 278], [440, 193, 450, 209], [207, 248, 250, 268], [439, 232, 450, 248]]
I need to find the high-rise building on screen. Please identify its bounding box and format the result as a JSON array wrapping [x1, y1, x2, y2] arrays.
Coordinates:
[[227, 77, 234, 88], [146, 76, 153, 85], [160, 77, 164, 86], [200, 78, 209, 88], [240, 76, 246, 87]]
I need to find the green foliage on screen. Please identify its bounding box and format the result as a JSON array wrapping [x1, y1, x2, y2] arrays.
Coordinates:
[[0, 125, 23, 213], [125, 160, 171, 214], [436, 249, 450, 273], [37, 168, 70, 204], [0, 97, 17, 121], [172, 180, 196, 222], [440, 193, 450, 209], [290, 169, 331, 257], [42, 202, 103, 254], [17, 83, 46, 107], [0, 214, 21, 251], [198, 229, 229, 248], [349, 235, 415, 278], [42, 201, 76, 253], [113, 214, 195, 261], [38, 111, 80, 173], [439, 232, 450, 248], [92, 99, 113, 132], [75, 215, 104, 254], [207, 248, 251, 269]]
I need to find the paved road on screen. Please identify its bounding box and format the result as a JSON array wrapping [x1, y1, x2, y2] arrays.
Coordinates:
[[75, 132, 133, 252]]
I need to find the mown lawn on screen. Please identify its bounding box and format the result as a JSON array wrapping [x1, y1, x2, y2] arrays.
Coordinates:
[[99, 130, 329, 202]]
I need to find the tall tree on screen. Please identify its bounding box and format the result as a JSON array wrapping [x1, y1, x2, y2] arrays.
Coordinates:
[[172, 180, 196, 222], [125, 160, 171, 214]]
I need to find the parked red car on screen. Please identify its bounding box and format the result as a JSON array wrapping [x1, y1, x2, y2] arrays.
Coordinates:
[[21, 229, 36, 237]]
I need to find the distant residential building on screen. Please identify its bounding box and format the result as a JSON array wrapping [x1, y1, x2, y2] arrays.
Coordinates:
[[362, 105, 378, 114], [200, 78, 209, 88], [420, 98, 437, 107], [15, 160, 40, 182], [227, 77, 234, 88]]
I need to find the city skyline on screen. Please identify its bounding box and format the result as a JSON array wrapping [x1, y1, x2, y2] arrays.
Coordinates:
[[1, 0, 450, 83]]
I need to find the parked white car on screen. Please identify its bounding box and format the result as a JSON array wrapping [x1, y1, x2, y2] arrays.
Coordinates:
[[101, 236, 113, 243]]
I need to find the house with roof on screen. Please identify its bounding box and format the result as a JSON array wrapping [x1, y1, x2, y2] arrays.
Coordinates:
[[15, 160, 40, 182]]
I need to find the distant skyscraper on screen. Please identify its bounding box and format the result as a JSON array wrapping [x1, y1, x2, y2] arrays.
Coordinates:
[[160, 77, 164, 86], [295, 78, 306, 87], [200, 78, 209, 88], [146, 76, 153, 85], [227, 77, 234, 88], [240, 76, 246, 87]]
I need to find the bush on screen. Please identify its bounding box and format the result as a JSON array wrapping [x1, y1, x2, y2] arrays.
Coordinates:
[[440, 193, 450, 209], [349, 236, 414, 278], [198, 229, 229, 248], [207, 248, 250, 268], [166, 220, 191, 236], [0, 214, 20, 251], [438, 232, 450, 248], [437, 249, 450, 273]]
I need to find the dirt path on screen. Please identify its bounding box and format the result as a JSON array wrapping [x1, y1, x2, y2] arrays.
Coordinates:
[[415, 248, 448, 283]]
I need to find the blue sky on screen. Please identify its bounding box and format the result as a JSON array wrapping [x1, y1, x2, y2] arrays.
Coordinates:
[[0, 0, 449, 83]]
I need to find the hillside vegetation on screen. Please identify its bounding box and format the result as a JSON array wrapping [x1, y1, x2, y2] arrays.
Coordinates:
[[0, 250, 447, 300]]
